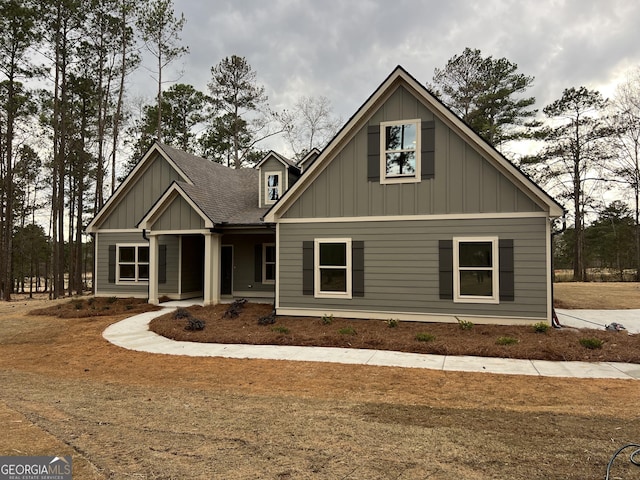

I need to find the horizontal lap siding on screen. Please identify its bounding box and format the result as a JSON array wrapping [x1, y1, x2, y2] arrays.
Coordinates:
[[158, 235, 179, 294], [96, 231, 149, 297], [223, 233, 276, 293], [278, 217, 548, 318]]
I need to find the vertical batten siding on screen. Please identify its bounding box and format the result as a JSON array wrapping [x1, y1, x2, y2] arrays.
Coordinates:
[[154, 196, 205, 231], [283, 85, 544, 221], [278, 217, 548, 319], [102, 154, 183, 230]]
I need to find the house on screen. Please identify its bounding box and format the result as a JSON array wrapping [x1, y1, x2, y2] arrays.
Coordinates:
[[87, 66, 563, 325], [85, 146, 297, 305]]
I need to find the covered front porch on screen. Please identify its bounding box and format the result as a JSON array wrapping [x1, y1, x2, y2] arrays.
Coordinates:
[[145, 230, 276, 306]]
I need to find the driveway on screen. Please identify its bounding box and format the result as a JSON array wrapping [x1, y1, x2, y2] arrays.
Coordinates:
[[556, 308, 640, 334]]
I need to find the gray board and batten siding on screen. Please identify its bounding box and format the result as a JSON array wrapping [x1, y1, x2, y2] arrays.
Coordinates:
[[98, 152, 185, 230], [153, 194, 206, 231], [277, 217, 549, 321], [282, 85, 544, 220]]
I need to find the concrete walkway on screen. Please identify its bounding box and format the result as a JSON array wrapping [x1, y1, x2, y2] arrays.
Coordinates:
[[102, 306, 640, 380]]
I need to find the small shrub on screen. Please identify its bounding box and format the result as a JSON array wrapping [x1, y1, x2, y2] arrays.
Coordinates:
[[271, 325, 290, 334], [107, 296, 118, 304], [125, 305, 133, 311], [87, 297, 95, 306], [321, 314, 334, 325], [496, 336, 519, 346], [415, 332, 435, 342], [532, 322, 550, 333], [73, 300, 84, 310], [185, 317, 205, 331], [386, 318, 399, 328], [174, 308, 192, 320], [258, 311, 276, 325], [338, 326, 356, 335], [457, 318, 474, 330], [223, 298, 248, 318], [579, 337, 603, 349]]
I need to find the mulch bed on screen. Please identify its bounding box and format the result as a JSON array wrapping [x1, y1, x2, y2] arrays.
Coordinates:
[[149, 301, 640, 363]]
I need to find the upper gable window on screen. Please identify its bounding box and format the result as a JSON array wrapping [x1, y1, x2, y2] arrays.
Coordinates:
[[265, 171, 281, 205], [380, 119, 421, 183]]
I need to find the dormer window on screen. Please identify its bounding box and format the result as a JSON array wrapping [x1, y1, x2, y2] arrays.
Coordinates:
[[380, 119, 421, 183], [265, 171, 281, 205]]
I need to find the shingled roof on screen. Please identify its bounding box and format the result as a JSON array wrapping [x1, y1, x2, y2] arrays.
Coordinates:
[[156, 143, 270, 226]]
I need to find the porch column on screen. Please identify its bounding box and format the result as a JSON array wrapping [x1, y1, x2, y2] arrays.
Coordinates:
[[148, 234, 159, 305], [204, 232, 221, 306]]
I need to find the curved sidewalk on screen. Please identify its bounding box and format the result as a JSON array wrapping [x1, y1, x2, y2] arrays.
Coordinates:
[[103, 308, 640, 380]]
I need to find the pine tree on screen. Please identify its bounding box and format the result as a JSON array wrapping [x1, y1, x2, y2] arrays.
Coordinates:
[[429, 47, 539, 148]]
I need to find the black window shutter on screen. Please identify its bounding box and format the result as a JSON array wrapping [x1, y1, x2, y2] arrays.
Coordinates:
[[302, 241, 314, 295], [158, 244, 167, 284], [421, 120, 435, 179], [108, 245, 116, 283], [352, 241, 364, 297], [439, 240, 453, 300], [367, 124, 380, 182], [254, 244, 262, 283], [499, 239, 514, 301]]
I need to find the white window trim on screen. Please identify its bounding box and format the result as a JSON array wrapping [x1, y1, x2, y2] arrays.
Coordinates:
[[380, 118, 421, 184], [115, 243, 149, 285], [453, 237, 499, 304], [264, 171, 282, 205], [314, 238, 352, 299], [262, 243, 276, 285]]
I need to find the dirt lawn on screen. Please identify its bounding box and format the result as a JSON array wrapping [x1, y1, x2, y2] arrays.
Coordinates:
[[0, 286, 639, 479]]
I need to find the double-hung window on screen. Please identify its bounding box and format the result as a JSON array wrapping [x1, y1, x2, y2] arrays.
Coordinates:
[[380, 119, 421, 183], [453, 237, 499, 303], [314, 238, 352, 298], [265, 172, 281, 204], [262, 243, 276, 284], [117, 244, 149, 283]]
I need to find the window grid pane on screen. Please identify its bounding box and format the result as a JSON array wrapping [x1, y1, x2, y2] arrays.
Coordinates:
[[119, 264, 136, 280], [138, 247, 149, 263], [319, 243, 346, 267], [459, 242, 492, 267], [320, 268, 347, 292], [119, 246, 135, 262], [459, 270, 493, 296]]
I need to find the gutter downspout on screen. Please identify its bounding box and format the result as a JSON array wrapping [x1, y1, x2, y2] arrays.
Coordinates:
[[551, 216, 567, 328]]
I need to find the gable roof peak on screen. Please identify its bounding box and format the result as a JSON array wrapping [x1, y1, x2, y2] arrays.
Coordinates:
[[264, 65, 563, 221], [255, 150, 299, 171]]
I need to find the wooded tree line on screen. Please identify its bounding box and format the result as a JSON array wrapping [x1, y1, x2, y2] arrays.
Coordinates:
[[0, 0, 341, 299], [1, 1, 639, 301]]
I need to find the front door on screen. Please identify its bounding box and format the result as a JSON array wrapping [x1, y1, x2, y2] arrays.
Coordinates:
[[221, 245, 233, 295]]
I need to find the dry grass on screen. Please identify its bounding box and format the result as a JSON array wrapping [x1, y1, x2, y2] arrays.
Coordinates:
[[553, 281, 640, 309], [0, 285, 639, 479]]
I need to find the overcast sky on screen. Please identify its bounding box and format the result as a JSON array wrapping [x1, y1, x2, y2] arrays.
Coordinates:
[[131, 0, 640, 149]]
